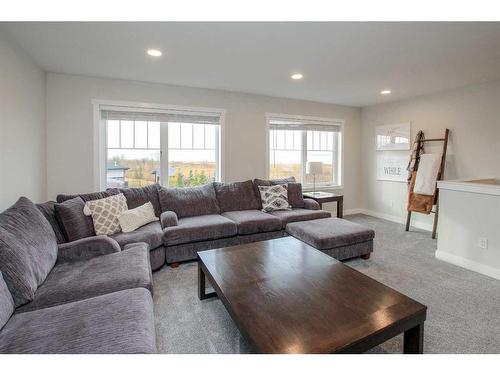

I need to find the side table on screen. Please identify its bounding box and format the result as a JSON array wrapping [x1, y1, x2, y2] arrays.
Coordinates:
[[303, 192, 344, 218]]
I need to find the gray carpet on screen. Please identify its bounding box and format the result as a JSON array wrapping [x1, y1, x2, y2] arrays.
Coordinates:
[[153, 214, 500, 354]]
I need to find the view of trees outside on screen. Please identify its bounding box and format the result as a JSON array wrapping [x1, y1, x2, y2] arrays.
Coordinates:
[[106, 120, 218, 188], [269, 129, 339, 186], [167, 123, 217, 187], [168, 161, 216, 187]]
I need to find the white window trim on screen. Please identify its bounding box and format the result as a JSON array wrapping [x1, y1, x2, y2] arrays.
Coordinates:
[[265, 112, 345, 191], [92, 99, 226, 191]]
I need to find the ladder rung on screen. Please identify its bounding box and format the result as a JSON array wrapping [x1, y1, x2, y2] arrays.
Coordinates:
[[414, 138, 445, 143]]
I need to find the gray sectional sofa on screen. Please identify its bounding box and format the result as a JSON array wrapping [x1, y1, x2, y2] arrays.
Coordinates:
[[1, 176, 370, 353], [0, 197, 156, 353], [42, 177, 331, 270]]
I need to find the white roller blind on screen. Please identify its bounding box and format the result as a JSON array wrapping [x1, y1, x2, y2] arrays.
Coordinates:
[[101, 107, 221, 125], [268, 116, 342, 132]]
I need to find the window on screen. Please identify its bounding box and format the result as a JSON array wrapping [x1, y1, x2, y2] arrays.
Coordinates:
[[100, 106, 222, 188], [268, 115, 343, 188]]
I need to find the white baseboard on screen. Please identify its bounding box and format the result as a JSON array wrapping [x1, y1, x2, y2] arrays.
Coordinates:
[[344, 208, 365, 215], [347, 208, 433, 232], [435, 250, 500, 281]]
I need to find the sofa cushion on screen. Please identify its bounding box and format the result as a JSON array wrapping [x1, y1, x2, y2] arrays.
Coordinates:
[[163, 214, 237, 246], [0, 197, 58, 307], [0, 272, 15, 330], [221, 210, 282, 235], [83, 193, 128, 235], [56, 189, 120, 204], [158, 184, 220, 218], [269, 208, 331, 228], [112, 184, 162, 218], [36, 201, 66, 244], [214, 180, 260, 212], [285, 217, 375, 250], [110, 221, 163, 250], [17, 245, 153, 313], [253, 177, 304, 208], [55, 197, 95, 241], [0, 288, 156, 354]]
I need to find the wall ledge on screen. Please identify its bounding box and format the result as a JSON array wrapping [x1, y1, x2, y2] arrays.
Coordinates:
[[438, 179, 500, 196], [435, 250, 500, 281]]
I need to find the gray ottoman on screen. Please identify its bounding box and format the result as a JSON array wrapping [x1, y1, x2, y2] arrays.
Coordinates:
[[285, 217, 375, 260]]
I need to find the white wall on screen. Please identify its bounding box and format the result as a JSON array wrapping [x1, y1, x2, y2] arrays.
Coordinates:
[[46, 73, 362, 212], [361, 80, 500, 229], [436, 181, 500, 280], [0, 33, 46, 211]]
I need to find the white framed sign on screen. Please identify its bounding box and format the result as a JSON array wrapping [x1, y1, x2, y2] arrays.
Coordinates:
[[376, 152, 407, 182], [376, 123, 411, 151]]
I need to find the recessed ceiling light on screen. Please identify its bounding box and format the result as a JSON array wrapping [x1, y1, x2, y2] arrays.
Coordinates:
[[147, 49, 162, 57], [291, 73, 303, 80], [380, 89, 392, 95]]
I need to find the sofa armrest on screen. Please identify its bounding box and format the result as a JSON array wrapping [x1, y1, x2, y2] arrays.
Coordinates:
[[160, 211, 178, 228], [123, 242, 150, 253], [57, 235, 121, 264], [303, 198, 321, 210]]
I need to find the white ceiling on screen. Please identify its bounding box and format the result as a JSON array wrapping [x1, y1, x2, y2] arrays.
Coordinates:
[[3, 22, 500, 107]]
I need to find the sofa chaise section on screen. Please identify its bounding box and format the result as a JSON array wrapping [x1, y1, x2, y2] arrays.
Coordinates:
[[0, 288, 156, 354], [17, 241, 153, 313]]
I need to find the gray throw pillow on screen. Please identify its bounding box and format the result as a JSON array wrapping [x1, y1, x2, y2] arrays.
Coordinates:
[[0, 197, 58, 307], [286, 182, 305, 208], [0, 272, 15, 329], [55, 196, 95, 241]]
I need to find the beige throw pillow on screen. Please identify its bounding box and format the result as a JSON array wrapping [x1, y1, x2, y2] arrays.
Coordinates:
[[118, 202, 158, 233], [83, 193, 128, 235]]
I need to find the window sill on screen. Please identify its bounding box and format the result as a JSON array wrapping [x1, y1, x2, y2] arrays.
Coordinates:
[[302, 185, 344, 192]]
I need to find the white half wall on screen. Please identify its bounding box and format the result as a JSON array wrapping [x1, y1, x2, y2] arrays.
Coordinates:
[[361, 80, 500, 230], [0, 33, 46, 211], [46, 73, 362, 211]]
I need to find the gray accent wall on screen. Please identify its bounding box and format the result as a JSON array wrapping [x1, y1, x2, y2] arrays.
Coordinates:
[[361, 79, 500, 230], [0, 33, 46, 211]]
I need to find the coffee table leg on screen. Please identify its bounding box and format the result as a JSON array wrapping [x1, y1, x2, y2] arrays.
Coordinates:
[[403, 323, 424, 354], [338, 199, 343, 218], [198, 262, 217, 300]]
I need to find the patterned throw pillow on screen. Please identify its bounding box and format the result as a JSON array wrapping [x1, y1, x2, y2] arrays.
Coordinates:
[[258, 185, 292, 213], [83, 193, 128, 235]]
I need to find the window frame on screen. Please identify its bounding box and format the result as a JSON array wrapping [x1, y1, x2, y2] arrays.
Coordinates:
[[265, 113, 344, 190], [93, 99, 226, 190]]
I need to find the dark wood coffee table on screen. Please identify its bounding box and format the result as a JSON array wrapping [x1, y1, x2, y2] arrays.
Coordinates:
[[197, 237, 426, 354]]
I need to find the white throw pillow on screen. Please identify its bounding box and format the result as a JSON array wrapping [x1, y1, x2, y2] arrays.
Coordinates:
[[258, 184, 292, 212], [83, 193, 128, 235], [118, 202, 158, 233]]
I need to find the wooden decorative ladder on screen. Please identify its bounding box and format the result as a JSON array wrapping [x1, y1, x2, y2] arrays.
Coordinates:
[[405, 128, 450, 239]]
